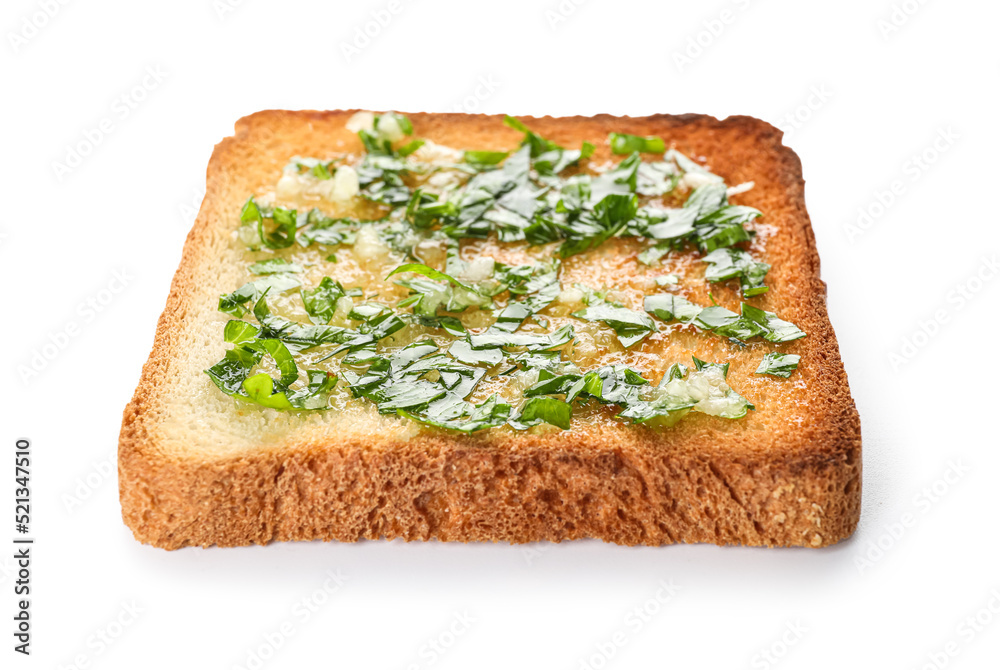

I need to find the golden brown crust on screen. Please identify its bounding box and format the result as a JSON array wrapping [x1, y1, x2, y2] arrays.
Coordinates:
[[118, 110, 861, 550]]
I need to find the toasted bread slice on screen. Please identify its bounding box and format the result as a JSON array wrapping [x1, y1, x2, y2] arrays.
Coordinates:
[[119, 110, 861, 550]]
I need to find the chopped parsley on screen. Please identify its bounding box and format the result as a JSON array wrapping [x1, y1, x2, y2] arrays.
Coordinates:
[[755, 353, 801, 378], [609, 132, 666, 155], [301, 277, 349, 324], [241, 198, 297, 250], [248, 259, 303, 275], [207, 113, 805, 431], [219, 274, 301, 317], [572, 297, 656, 348], [644, 293, 805, 344], [464, 150, 509, 168], [205, 320, 338, 411], [516, 397, 573, 430], [520, 357, 754, 426], [643, 293, 702, 323], [386, 262, 481, 293], [701, 248, 770, 298]]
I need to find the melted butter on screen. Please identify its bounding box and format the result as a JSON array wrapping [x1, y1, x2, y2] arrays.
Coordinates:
[[225, 139, 797, 430]]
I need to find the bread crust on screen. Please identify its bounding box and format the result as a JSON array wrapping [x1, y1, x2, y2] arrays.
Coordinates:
[[119, 110, 861, 550]]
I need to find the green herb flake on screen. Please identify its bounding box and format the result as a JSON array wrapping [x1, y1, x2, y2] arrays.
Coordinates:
[[301, 277, 348, 325], [755, 353, 801, 378], [517, 397, 572, 430], [643, 293, 702, 324], [464, 150, 509, 167], [741, 303, 806, 343], [701, 248, 770, 298], [248, 259, 303, 275], [609, 132, 666, 155], [572, 303, 656, 348], [386, 263, 480, 293], [218, 275, 301, 317]]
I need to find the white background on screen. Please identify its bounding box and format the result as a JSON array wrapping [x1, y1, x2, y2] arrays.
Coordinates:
[[2, 0, 999, 668]]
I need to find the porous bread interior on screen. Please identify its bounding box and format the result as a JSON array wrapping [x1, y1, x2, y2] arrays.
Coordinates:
[[121, 110, 861, 548]]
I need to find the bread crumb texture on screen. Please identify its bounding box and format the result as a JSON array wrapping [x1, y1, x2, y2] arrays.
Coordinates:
[[119, 111, 861, 549]]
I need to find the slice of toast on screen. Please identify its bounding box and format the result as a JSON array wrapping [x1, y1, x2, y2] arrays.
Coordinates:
[[119, 110, 861, 550]]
